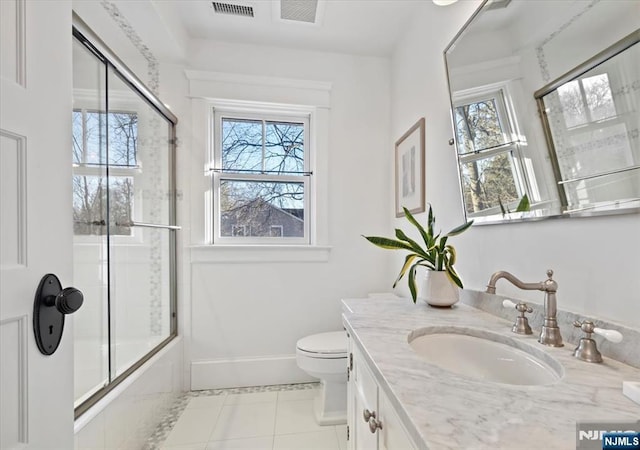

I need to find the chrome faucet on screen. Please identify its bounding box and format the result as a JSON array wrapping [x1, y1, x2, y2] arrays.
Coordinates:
[[486, 269, 563, 347]]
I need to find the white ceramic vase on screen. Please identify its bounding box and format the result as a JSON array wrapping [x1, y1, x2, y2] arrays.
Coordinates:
[[418, 271, 460, 307]]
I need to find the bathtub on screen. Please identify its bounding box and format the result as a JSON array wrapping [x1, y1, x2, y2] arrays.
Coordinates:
[[74, 337, 184, 450]]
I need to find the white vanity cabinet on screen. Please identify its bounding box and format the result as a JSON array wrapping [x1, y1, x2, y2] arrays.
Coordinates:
[[347, 333, 417, 450]]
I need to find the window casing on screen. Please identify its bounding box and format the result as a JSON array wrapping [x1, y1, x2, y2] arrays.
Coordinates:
[[211, 108, 312, 245]]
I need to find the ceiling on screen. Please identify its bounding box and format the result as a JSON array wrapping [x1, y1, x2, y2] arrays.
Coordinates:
[[75, 0, 434, 62], [164, 0, 424, 57]]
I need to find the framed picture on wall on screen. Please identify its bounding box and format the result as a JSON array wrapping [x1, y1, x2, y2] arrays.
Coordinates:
[[395, 118, 425, 217]]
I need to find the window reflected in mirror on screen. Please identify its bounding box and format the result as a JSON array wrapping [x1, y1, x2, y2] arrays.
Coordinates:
[[537, 35, 639, 214], [453, 87, 534, 216]]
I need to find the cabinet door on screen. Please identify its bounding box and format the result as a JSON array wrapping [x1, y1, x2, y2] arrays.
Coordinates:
[[347, 335, 417, 450], [353, 386, 378, 449], [347, 334, 354, 450], [350, 343, 378, 450], [379, 393, 416, 450]]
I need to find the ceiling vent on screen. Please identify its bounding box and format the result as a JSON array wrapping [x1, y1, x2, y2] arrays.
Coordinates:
[[280, 0, 318, 23], [212, 2, 254, 17]]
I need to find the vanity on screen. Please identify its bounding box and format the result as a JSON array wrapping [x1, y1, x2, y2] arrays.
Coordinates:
[[342, 295, 640, 450]]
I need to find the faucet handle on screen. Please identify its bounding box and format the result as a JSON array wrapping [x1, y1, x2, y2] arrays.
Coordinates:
[[503, 300, 533, 335], [503, 299, 533, 314], [572, 320, 622, 363], [594, 327, 623, 343], [502, 299, 517, 309], [574, 320, 623, 343]]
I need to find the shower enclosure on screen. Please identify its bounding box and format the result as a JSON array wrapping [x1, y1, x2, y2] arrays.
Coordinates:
[[71, 18, 178, 417]]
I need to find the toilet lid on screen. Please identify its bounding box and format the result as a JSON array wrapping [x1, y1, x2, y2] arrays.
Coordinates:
[[296, 331, 347, 355]]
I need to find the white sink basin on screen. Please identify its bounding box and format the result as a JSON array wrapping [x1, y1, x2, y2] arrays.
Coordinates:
[[408, 328, 562, 386]]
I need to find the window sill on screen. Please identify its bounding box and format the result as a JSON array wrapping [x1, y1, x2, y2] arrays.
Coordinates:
[[189, 245, 332, 263]]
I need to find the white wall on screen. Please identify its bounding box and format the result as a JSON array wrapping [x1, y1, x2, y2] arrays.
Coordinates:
[[184, 40, 393, 388], [389, 1, 640, 327]]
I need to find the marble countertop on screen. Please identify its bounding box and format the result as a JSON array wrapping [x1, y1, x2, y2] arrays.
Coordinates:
[[342, 297, 640, 450]]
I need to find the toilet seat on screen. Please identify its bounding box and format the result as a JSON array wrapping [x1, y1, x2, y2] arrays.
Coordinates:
[[296, 331, 347, 358]]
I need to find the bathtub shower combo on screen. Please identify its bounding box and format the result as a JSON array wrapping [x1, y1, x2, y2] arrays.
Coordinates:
[[71, 19, 178, 417]]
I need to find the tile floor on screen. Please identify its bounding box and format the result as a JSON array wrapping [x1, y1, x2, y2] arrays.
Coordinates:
[[153, 384, 347, 450]]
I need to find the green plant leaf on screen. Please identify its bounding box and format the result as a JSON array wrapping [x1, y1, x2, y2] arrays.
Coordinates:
[[445, 264, 464, 289], [393, 254, 417, 288], [445, 244, 457, 266], [408, 265, 418, 303], [402, 207, 431, 249], [515, 193, 530, 212], [362, 235, 414, 251], [438, 235, 448, 252], [417, 260, 436, 270], [427, 205, 434, 239], [446, 219, 474, 237], [394, 229, 429, 259]]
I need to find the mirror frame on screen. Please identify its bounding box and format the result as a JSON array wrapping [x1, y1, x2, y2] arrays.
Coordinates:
[[443, 1, 640, 225]]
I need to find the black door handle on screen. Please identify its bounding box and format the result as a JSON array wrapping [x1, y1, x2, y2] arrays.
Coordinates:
[[33, 274, 84, 355], [44, 287, 84, 314]]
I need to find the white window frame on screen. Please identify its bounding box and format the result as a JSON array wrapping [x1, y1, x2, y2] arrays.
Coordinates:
[[210, 106, 312, 245], [453, 84, 533, 216], [72, 106, 142, 244]]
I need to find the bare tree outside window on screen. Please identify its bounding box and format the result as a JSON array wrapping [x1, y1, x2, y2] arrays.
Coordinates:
[[549, 72, 632, 208], [455, 99, 505, 154], [216, 116, 307, 240], [72, 110, 137, 235], [558, 74, 616, 128], [454, 92, 524, 214]]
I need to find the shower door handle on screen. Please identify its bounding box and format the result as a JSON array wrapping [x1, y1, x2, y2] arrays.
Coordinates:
[[116, 221, 181, 230], [33, 274, 84, 356]]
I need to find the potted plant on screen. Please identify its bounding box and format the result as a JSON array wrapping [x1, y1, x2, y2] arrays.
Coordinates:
[[363, 205, 473, 306]]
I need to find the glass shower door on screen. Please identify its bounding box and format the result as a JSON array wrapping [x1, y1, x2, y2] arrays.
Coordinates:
[[72, 38, 110, 406], [71, 21, 177, 416], [106, 68, 174, 377]]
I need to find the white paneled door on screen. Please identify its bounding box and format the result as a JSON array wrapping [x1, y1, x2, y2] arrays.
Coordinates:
[[1, 1, 75, 449]]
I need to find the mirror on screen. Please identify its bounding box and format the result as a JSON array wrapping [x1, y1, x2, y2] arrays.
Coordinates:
[[444, 0, 640, 224]]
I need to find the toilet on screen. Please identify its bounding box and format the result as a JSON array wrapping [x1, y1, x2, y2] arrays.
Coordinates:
[[296, 331, 348, 425]]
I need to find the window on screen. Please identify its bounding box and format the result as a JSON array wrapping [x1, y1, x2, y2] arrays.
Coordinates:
[[211, 109, 311, 244], [547, 70, 635, 210], [72, 109, 139, 236], [231, 224, 248, 237], [557, 73, 616, 128], [453, 88, 529, 215]]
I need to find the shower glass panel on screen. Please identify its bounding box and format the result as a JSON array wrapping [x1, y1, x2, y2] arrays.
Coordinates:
[[72, 37, 109, 406], [71, 21, 177, 417], [106, 68, 174, 377]]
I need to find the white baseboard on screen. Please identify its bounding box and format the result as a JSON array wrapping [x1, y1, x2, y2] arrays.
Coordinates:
[[191, 354, 316, 390]]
